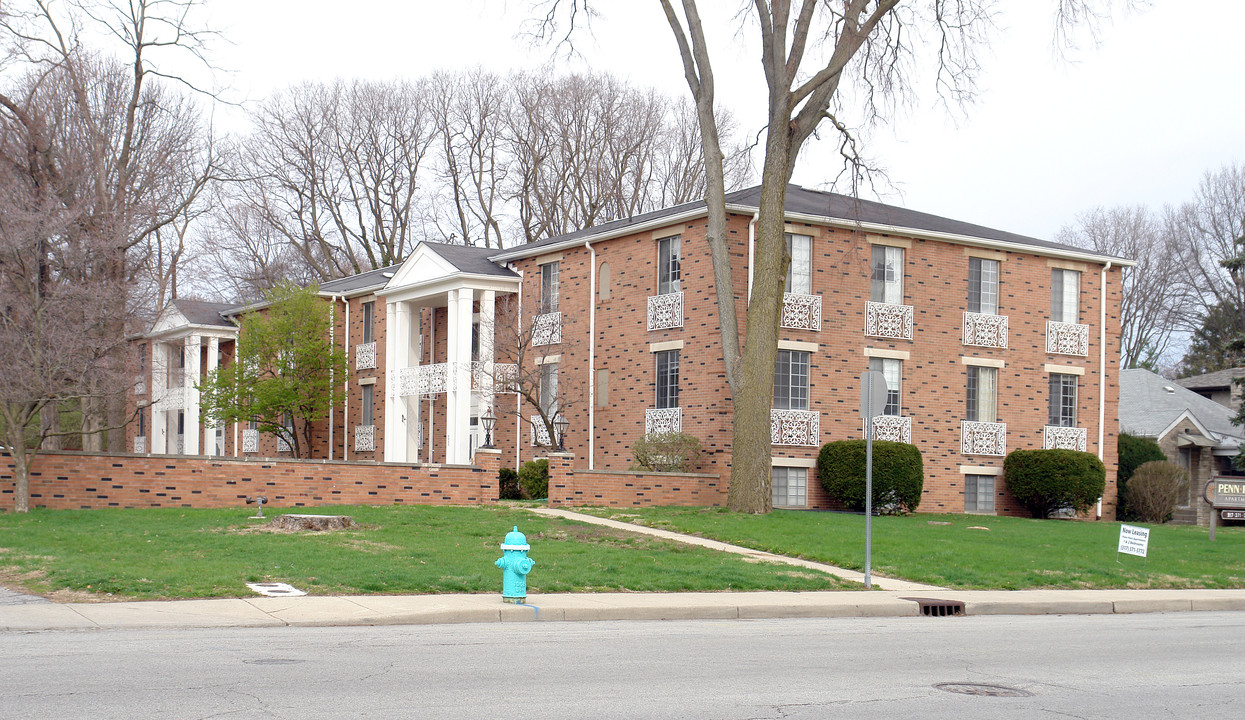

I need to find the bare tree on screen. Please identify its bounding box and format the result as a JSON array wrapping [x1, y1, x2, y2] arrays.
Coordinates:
[[531, 0, 1123, 512], [1057, 205, 1181, 368], [1166, 164, 1245, 338]]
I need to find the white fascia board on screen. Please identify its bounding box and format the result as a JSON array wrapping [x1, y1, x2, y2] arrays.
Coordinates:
[[1158, 410, 1214, 442], [376, 273, 520, 302], [487, 207, 710, 263], [147, 323, 239, 340], [723, 202, 1137, 268]]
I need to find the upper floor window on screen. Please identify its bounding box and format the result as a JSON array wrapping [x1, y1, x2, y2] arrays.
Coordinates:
[[773, 350, 810, 411], [966, 366, 998, 423], [1051, 269, 1080, 323], [968, 258, 1000, 314], [539, 362, 559, 415], [540, 262, 560, 314], [658, 235, 681, 295], [786, 233, 812, 295], [138, 407, 146, 436], [1049, 373, 1078, 427], [867, 358, 902, 416], [656, 350, 680, 409], [362, 384, 375, 426], [362, 301, 375, 344], [870, 245, 904, 304]]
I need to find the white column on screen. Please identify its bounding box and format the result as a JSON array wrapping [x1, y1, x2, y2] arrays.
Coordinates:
[[407, 307, 421, 462], [183, 335, 201, 455], [151, 342, 168, 454], [445, 290, 460, 463], [479, 290, 496, 426], [452, 290, 474, 464], [205, 337, 220, 455], [383, 300, 405, 462]]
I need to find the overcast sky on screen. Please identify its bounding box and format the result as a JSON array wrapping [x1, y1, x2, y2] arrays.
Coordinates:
[[197, 0, 1245, 243]]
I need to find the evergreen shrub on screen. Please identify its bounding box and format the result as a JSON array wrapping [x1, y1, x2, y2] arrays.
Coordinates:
[[817, 439, 923, 514], [1004, 448, 1105, 518]]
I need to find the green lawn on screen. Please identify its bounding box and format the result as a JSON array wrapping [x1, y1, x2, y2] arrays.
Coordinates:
[[577, 507, 1245, 590], [0, 505, 853, 601]]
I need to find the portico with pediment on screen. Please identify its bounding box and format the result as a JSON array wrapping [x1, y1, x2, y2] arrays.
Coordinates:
[[376, 243, 521, 465]]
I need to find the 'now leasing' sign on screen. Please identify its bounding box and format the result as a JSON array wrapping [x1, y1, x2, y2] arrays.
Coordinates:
[[1118, 524, 1150, 558]]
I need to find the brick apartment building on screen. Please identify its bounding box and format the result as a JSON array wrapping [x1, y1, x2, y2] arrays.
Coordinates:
[[130, 184, 1129, 516]]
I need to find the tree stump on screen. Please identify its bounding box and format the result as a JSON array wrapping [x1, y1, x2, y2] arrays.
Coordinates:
[[267, 514, 357, 532]]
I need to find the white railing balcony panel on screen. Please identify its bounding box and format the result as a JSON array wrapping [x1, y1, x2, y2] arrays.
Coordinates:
[[645, 408, 682, 437], [961, 420, 1007, 456], [471, 362, 519, 393], [533, 312, 563, 346], [865, 301, 914, 340], [241, 429, 258, 453], [398, 363, 451, 397], [529, 415, 565, 447], [771, 409, 820, 446], [868, 415, 912, 444], [133, 436, 146, 454], [355, 424, 376, 452], [780, 293, 822, 331], [277, 434, 291, 453], [355, 342, 377, 370], [647, 292, 684, 331], [1043, 425, 1088, 451], [154, 386, 185, 411], [1046, 321, 1090, 356], [963, 312, 1009, 349]]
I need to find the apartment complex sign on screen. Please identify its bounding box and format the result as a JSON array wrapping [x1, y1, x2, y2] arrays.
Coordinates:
[[1206, 478, 1245, 510]]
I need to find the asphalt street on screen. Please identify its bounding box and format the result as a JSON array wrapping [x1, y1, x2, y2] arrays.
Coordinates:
[[2, 612, 1242, 719]]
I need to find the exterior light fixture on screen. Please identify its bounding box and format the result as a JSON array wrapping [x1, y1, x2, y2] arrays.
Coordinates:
[[481, 407, 497, 449], [554, 415, 570, 452]]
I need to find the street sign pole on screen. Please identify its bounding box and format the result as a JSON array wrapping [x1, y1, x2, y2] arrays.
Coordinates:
[[860, 370, 887, 591]]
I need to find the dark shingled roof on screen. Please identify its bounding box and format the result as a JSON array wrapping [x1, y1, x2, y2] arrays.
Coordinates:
[[172, 299, 237, 327], [425, 242, 520, 278], [491, 184, 1131, 262], [1174, 367, 1245, 391], [319, 263, 403, 295]]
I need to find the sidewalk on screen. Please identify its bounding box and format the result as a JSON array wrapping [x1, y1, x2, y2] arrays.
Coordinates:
[[3, 508, 1245, 631]]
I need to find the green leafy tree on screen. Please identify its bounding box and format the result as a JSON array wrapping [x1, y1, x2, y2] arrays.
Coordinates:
[[199, 284, 347, 458]]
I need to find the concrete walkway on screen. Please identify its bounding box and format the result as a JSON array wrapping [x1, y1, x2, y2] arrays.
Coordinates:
[[530, 507, 942, 592]]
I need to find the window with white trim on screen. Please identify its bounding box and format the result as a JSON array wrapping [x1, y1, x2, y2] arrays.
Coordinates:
[[540, 262, 560, 314], [539, 362, 559, 415], [1051, 269, 1080, 323], [658, 235, 681, 295], [867, 357, 902, 416], [362, 301, 375, 343], [966, 366, 997, 423], [773, 350, 810, 411], [870, 245, 904, 304], [968, 258, 1000, 314], [772, 466, 808, 508], [964, 474, 996, 513], [656, 350, 680, 410], [362, 384, 374, 426], [785, 233, 812, 295], [1049, 373, 1077, 427]]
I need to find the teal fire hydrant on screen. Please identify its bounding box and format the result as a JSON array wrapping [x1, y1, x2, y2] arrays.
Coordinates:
[[495, 526, 535, 603]]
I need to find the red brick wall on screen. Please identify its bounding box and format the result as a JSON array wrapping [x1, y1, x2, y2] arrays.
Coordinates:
[[546, 453, 725, 507], [2, 450, 500, 510]]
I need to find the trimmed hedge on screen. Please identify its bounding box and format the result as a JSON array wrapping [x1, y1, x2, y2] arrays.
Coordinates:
[[1117, 432, 1166, 520], [498, 467, 521, 500], [1004, 448, 1106, 519], [817, 439, 923, 514], [518, 459, 549, 500]]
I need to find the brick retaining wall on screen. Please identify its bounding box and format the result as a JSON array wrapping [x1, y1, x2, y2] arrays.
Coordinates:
[[1, 449, 501, 511], [546, 453, 725, 507]]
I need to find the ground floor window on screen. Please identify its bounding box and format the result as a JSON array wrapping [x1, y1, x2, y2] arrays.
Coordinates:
[[772, 466, 808, 508], [964, 474, 996, 513]]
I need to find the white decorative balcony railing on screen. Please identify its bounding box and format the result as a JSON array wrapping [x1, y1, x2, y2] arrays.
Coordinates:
[[961, 420, 1007, 456], [533, 312, 563, 346], [175, 434, 184, 455], [396, 362, 520, 397], [647, 292, 684, 331], [529, 415, 565, 447], [470, 362, 519, 393], [134, 376, 147, 394], [868, 415, 912, 444], [771, 409, 820, 446], [1046, 320, 1090, 356], [865, 301, 914, 340], [963, 312, 1009, 349], [354, 424, 376, 452], [780, 293, 822, 331], [645, 408, 682, 437], [133, 436, 146, 454], [355, 341, 377, 370], [241, 429, 258, 453], [1043, 425, 1088, 451], [154, 386, 185, 411], [277, 434, 291, 453]]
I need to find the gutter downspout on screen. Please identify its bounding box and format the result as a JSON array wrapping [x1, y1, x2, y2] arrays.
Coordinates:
[[1097, 261, 1112, 519], [343, 298, 350, 461], [747, 211, 759, 301], [329, 295, 338, 461], [586, 240, 597, 470], [515, 267, 524, 470]]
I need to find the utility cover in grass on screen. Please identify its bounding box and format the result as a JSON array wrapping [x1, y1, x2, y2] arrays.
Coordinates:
[[267, 514, 357, 532], [246, 582, 306, 597]]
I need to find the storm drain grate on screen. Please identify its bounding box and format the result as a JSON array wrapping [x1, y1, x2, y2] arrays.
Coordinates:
[[934, 683, 1033, 697], [902, 597, 965, 617]]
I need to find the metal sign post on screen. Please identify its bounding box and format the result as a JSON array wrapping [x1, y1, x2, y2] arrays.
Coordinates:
[[860, 370, 888, 590]]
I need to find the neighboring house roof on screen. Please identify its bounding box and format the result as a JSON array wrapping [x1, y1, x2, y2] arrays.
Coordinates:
[[1119, 368, 1245, 451], [171, 299, 236, 328], [1174, 367, 1245, 392], [489, 183, 1135, 265]]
